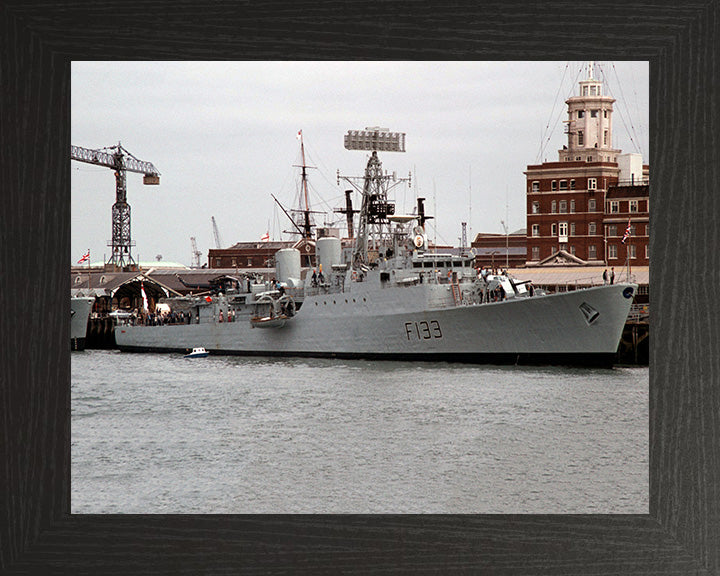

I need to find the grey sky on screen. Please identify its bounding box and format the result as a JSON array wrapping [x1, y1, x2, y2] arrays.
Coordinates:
[[71, 61, 649, 266]]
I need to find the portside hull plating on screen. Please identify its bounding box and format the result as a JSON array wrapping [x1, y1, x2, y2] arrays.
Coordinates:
[[115, 283, 635, 367]]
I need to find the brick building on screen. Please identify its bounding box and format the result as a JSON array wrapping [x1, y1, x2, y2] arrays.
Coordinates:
[[525, 69, 649, 267], [208, 237, 317, 270], [604, 179, 650, 266], [471, 230, 527, 269]]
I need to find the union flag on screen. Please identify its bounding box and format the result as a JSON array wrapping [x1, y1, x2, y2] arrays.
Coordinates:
[[621, 219, 632, 244]]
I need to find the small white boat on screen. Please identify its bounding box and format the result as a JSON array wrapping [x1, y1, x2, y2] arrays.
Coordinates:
[[184, 347, 209, 358]]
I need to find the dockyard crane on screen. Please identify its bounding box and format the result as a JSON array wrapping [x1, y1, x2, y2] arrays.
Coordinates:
[[71, 142, 160, 270], [211, 216, 224, 249], [190, 236, 202, 268]]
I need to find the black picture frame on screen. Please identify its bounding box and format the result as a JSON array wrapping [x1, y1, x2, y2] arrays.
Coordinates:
[[2, 1, 718, 574]]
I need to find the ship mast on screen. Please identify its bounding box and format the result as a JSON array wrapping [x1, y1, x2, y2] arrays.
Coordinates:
[[291, 130, 317, 239], [339, 127, 409, 266], [298, 131, 312, 238]]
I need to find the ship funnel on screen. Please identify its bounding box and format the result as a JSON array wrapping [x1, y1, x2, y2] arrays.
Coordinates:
[[416, 197, 433, 228], [275, 248, 301, 284], [316, 237, 341, 271]]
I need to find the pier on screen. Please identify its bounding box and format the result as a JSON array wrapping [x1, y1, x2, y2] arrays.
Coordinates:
[[617, 305, 650, 365]]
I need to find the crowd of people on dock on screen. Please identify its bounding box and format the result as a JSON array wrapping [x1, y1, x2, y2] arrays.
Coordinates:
[[127, 309, 193, 326]]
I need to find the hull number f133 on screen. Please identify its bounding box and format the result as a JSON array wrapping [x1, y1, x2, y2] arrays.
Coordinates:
[[405, 320, 443, 340]]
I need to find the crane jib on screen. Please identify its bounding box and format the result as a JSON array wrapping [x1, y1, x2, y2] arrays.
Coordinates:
[[71, 145, 160, 179]]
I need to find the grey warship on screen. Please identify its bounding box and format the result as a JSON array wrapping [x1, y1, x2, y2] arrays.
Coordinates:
[[71, 295, 94, 350], [115, 129, 636, 367]]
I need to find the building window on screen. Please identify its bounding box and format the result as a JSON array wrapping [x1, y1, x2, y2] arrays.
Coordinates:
[[570, 222, 576, 236], [589, 245, 597, 259], [532, 181, 539, 192], [551, 180, 557, 191], [628, 245, 637, 259], [583, 86, 589, 96], [532, 246, 539, 260], [559, 200, 567, 213], [629, 200, 638, 212], [609, 200, 619, 213], [247, 258, 252, 266], [587, 156, 593, 162], [575, 156, 582, 161], [608, 225, 617, 237], [578, 110, 585, 119], [591, 110, 598, 118], [578, 131, 584, 146], [532, 201, 540, 214], [532, 224, 540, 237], [590, 86, 597, 96], [551, 200, 557, 213], [589, 199, 596, 211], [231, 258, 237, 267], [609, 245, 618, 259], [570, 245, 576, 255], [588, 178, 597, 190], [646, 245, 650, 259], [570, 199, 576, 213], [570, 179, 576, 190], [215, 258, 221, 267], [551, 223, 557, 236], [589, 222, 596, 235], [604, 130, 608, 146], [604, 110, 608, 118], [558, 222, 568, 239], [559, 180, 568, 190]]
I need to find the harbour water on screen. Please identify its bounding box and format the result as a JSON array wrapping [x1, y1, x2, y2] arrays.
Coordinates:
[[72, 350, 648, 514]]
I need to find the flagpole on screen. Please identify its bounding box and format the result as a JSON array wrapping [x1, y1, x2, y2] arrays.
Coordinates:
[[621, 218, 632, 282]]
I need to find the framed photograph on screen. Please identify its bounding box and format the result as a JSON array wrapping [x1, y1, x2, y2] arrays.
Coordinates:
[[2, 1, 717, 573]]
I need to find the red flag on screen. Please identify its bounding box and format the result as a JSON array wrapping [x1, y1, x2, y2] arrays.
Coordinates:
[[205, 296, 212, 303], [621, 219, 632, 244], [77, 249, 90, 264], [141, 280, 149, 312], [260, 231, 270, 242], [296, 129, 302, 140]]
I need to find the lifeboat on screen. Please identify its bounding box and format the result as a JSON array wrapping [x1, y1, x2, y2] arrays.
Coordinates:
[[250, 293, 295, 329]]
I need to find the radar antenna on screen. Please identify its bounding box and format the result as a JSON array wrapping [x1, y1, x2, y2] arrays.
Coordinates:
[[338, 127, 410, 266]]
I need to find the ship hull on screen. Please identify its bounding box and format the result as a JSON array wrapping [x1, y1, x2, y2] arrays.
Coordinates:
[[71, 296, 94, 351], [115, 283, 636, 367]]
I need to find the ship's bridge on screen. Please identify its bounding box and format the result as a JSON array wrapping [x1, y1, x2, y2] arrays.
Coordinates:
[[410, 253, 476, 271]]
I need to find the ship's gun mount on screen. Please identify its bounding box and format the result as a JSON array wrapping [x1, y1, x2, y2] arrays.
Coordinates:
[[483, 274, 533, 300]]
